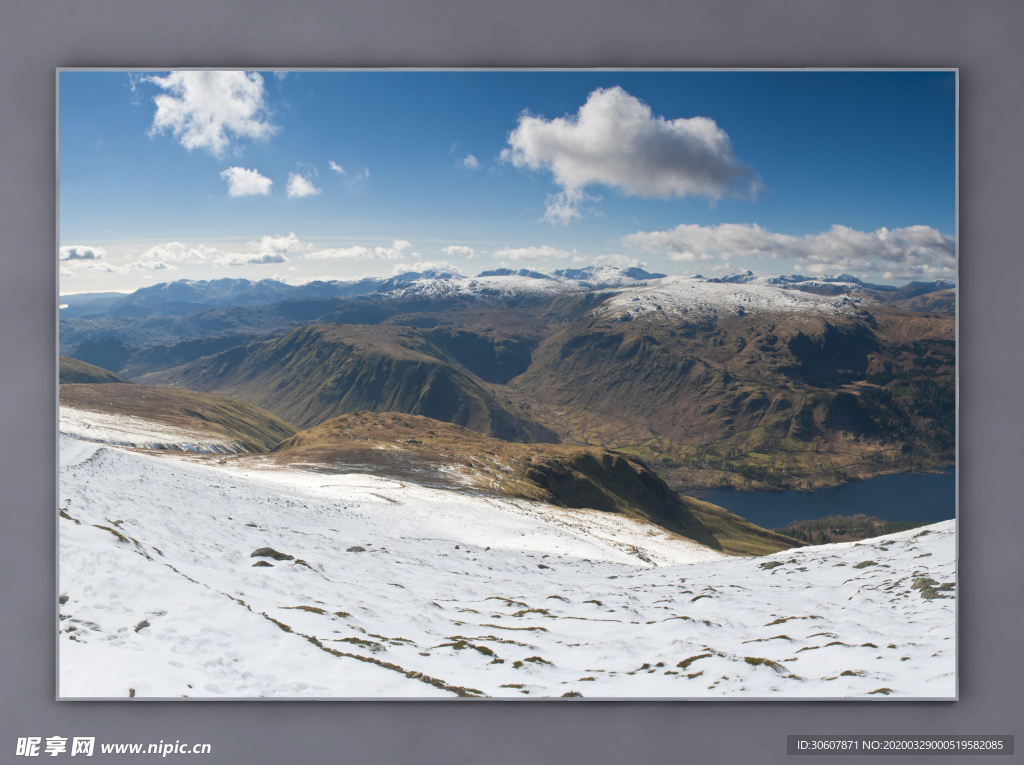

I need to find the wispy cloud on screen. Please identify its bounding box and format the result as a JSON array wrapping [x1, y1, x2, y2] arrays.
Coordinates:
[[306, 241, 411, 261], [502, 86, 759, 224], [328, 161, 346, 175], [392, 260, 463, 275], [135, 242, 220, 264], [460, 154, 480, 169], [441, 245, 478, 259], [60, 262, 123, 277], [589, 254, 647, 269], [491, 245, 573, 262]]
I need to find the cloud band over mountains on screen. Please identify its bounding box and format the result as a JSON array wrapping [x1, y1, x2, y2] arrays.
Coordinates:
[[625, 222, 956, 278], [491, 245, 573, 262]]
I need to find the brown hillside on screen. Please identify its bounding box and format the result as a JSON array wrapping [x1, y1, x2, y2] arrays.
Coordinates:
[[513, 303, 954, 493], [892, 288, 956, 314], [137, 323, 559, 444], [60, 384, 297, 452], [59, 355, 131, 385], [270, 411, 802, 556]]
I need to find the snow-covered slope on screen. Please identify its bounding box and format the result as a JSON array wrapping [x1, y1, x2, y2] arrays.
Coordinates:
[[380, 265, 666, 301], [60, 406, 252, 454], [593, 276, 869, 322], [59, 435, 955, 699], [383, 273, 588, 301], [380, 270, 871, 320]]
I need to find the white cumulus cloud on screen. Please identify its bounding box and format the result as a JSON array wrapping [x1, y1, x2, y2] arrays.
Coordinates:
[[441, 245, 478, 259], [625, 222, 956, 277], [59, 245, 106, 261], [136, 242, 220, 265], [461, 154, 480, 169], [63, 234, 311, 276], [502, 86, 758, 224], [253, 233, 304, 257], [287, 172, 321, 199], [220, 166, 273, 196], [217, 233, 305, 266], [127, 235, 304, 269], [491, 245, 573, 262], [147, 71, 276, 157]]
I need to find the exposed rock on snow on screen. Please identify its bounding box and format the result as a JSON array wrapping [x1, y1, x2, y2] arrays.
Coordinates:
[[251, 547, 294, 561]]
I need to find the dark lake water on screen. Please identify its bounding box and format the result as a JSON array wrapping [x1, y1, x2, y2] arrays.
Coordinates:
[[690, 469, 956, 530]]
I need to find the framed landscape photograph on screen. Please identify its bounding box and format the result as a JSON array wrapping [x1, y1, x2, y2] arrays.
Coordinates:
[[57, 69, 956, 699]]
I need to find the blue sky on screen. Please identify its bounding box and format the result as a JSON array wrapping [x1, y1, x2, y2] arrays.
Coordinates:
[[59, 70, 956, 294]]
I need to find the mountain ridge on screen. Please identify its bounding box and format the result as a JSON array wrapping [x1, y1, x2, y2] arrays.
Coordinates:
[[59, 355, 132, 385], [60, 269, 954, 321], [137, 323, 559, 443]]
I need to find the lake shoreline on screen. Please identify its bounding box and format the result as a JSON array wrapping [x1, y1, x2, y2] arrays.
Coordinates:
[[682, 464, 956, 500], [686, 467, 956, 529]]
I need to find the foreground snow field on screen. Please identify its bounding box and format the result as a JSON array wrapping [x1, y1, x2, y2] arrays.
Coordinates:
[[59, 434, 956, 699]]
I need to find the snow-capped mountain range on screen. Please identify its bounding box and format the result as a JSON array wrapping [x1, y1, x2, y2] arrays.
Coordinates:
[[59, 268, 955, 320]]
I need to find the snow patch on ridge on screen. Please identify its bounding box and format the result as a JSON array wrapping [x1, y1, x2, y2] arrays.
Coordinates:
[[60, 406, 251, 454], [593, 276, 869, 321], [378, 265, 666, 302]]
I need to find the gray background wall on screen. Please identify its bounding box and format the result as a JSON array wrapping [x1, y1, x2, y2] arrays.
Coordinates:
[[1, 1, 1021, 762]]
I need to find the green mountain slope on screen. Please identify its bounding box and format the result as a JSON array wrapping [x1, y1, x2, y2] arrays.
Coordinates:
[[137, 324, 558, 443], [60, 384, 297, 452], [59, 355, 132, 384]]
